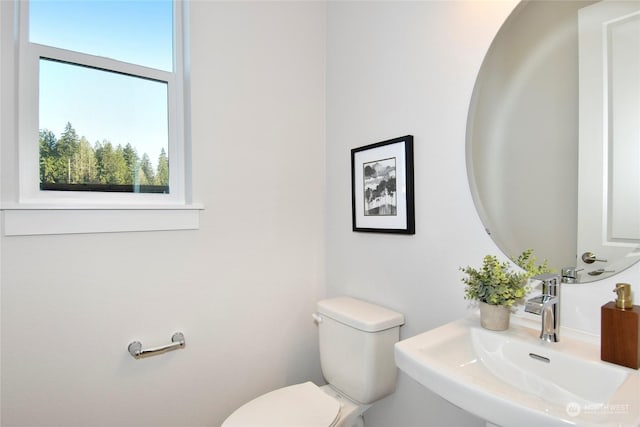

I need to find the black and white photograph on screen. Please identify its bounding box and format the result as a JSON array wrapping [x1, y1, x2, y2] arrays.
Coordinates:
[[363, 157, 396, 216]]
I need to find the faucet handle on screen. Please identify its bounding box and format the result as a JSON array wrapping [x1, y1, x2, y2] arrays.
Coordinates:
[[561, 267, 582, 283]]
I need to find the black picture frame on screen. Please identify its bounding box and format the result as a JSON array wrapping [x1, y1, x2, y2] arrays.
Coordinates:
[[351, 135, 415, 234]]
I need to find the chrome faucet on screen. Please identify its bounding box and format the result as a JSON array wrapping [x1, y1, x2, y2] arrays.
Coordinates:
[[524, 273, 561, 342]]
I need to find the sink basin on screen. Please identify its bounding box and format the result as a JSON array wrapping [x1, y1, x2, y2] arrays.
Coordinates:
[[395, 315, 640, 427]]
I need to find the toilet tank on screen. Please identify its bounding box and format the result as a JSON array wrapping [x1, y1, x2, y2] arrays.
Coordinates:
[[316, 297, 404, 404]]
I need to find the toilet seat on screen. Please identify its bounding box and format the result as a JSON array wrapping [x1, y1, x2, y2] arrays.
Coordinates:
[[221, 381, 341, 427]]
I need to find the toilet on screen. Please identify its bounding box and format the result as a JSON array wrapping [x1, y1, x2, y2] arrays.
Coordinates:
[[222, 296, 405, 427]]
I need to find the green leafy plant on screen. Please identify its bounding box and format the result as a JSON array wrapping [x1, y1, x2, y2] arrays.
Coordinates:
[[512, 249, 552, 277], [460, 249, 551, 307]]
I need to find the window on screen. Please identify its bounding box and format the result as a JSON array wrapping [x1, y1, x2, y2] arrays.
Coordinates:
[[0, 0, 200, 235], [25, 0, 180, 198]]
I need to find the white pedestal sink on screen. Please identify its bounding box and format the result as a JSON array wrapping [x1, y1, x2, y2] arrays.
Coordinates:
[[394, 314, 640, 427]]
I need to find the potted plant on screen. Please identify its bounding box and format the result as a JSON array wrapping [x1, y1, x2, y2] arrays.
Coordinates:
[[460, 249, 551, 331]]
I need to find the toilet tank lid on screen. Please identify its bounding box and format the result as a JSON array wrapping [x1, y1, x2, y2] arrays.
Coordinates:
[[317, 297, 404, 332]]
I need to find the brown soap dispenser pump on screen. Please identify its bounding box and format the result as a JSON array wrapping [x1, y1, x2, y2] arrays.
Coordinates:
[[601, 283, 640, 369]]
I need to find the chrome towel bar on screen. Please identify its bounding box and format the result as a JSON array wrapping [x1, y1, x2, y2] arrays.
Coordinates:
[[128, 332, 185, 359]]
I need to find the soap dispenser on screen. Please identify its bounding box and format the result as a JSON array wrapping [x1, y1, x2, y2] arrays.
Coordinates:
[[601, 283, 640, 369]]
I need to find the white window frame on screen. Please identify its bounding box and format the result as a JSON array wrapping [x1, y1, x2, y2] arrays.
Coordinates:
[[1, 0, 202, 235]]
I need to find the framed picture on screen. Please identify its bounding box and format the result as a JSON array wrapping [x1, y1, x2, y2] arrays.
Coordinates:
[[351, 135, 415, 234]]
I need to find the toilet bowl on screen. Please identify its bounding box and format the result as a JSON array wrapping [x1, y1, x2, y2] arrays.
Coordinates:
[[221, 297, 404, 427]]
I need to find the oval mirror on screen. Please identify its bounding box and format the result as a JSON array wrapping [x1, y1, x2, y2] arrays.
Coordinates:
[[467, 0, 640, 283]]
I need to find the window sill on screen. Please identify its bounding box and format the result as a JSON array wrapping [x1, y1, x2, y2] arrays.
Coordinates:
[[1, 203, 204, 236]]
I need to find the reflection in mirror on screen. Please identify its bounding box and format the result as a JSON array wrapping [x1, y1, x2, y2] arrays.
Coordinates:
[[577, 1, 640, 280], [466, 0, 640, 283]]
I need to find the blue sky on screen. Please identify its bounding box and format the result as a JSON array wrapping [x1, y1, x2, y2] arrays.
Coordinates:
[[31, 0, 173, 168]]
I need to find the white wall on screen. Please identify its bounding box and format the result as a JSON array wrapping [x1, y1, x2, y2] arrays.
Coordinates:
[[0, 2, 326, 426], [326, 3, 516, 426], [326, 1, 639, 427]]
